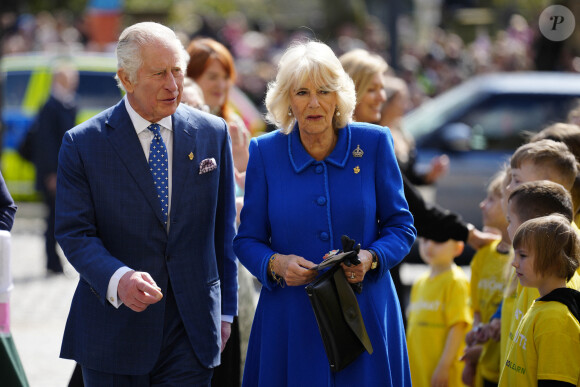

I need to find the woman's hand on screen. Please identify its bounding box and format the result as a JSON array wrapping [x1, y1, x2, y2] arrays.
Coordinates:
[[341, 250, 373, 284], [228, 121, 250, 173], [271, 253, 317, 286], [424, 154, 449, 184], [466, 224, 501, 250]]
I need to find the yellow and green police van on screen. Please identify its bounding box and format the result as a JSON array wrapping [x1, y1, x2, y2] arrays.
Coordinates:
[[1, 51, 121, 200]]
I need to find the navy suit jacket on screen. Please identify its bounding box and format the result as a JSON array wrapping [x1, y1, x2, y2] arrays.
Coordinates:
[[55, 100, 238, 374]]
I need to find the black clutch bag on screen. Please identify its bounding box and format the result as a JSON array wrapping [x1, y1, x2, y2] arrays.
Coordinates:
[[305, 236, 373, 372]]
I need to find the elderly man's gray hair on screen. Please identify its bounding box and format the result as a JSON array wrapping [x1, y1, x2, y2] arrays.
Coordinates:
[[114, 22, 189, 91]]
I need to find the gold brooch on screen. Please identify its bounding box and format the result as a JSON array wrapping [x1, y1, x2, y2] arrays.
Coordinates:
[[352, 145, 364, 158], [354, 166, 360, 174], [188, 152, 194, 160]]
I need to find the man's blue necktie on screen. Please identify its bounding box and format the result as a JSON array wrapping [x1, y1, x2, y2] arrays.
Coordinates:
[[148, 123, 169, 225]]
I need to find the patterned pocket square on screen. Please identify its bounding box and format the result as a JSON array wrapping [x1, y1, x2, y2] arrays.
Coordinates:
[[199, 158, 217, 174]]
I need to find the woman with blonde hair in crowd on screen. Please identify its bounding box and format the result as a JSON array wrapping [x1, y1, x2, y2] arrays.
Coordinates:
[[340, 48, 499, 326]]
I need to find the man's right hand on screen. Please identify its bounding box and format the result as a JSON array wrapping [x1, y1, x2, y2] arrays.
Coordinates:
[[118, 271, 163, 312]]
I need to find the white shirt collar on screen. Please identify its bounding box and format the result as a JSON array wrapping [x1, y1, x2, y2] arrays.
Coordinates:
[[124, 95, 173, 134]]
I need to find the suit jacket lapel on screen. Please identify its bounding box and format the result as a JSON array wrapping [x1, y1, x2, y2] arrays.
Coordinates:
[[170, 107, 197, 219], [105, 100, 167, 227]]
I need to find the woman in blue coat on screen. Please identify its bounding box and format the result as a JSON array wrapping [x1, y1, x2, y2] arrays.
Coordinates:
[[233, 41, 416, 386]]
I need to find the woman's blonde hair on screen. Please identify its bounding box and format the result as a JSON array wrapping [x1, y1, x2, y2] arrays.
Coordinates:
[[264, 40, 356, 134], [513, 214, 580, 282], [339, 48, 388, 104]]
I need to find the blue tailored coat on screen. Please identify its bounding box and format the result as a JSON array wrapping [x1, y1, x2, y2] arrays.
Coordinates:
[[55, 100, 238, 374], [234, 122, 416, 386]]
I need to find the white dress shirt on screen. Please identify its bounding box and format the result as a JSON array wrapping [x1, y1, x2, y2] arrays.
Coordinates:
[[105, 98, 233, 323], [106, 96, 173, 308]]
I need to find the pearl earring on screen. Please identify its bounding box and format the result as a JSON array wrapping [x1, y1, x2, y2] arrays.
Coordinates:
[[336, 110, 341, 117], [288, 108, 292, 116]]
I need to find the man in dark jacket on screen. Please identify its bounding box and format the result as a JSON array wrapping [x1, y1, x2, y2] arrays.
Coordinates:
[[32, 61, 78, 274]]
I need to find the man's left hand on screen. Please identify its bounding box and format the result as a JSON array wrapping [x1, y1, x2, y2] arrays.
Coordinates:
[[220, 321, 231, 352]]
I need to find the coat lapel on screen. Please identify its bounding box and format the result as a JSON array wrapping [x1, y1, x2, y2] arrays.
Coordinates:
[[105, 100, 167, 227], [170, 106, 197, 219]]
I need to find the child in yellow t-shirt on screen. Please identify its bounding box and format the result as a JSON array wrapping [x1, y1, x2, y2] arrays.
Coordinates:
[[504, 181, 580, 366], [462, 170, 512, 387], [479, 179, 577, 382], [407, 238, 472, 387], [502, 140, 579, 367], [498, 215, 580, 386]]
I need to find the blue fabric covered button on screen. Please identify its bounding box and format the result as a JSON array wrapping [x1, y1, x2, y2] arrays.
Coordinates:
[[317, 196, 327, 206], [320, 232, 329, 241], [315, 165, 323, 174]]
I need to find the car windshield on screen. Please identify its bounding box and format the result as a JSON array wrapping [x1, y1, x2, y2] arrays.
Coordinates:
[[403, 80, 481, 139]]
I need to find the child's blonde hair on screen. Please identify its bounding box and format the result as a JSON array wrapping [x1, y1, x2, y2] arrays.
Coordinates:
[[510, 139, 578, 190], [487, 168, 506, 198], [513, 214, 580, 281]]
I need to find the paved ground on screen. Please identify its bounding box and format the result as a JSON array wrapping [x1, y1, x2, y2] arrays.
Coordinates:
[[9, 202, 77, 386]]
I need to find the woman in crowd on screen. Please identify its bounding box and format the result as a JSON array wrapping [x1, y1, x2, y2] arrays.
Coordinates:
[[339, 48, 498, 325], [380, 75, 449, 186], [338, 48, 490, 246], [234, 40, 416, 386], [186, 37, 253, 387], [186, 37, 251, 180]]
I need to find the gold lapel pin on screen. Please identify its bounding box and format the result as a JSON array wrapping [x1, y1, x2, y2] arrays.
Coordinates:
[[352, 145, 364, 158], [188, 152, 194, 160], [354, 166, 360, 174]]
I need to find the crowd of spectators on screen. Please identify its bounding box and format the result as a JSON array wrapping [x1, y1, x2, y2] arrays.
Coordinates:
[[1, 9, 578, 116]]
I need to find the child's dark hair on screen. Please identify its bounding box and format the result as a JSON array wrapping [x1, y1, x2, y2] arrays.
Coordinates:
[[508, 180, 573, 223], [513, 214, 580, 281]]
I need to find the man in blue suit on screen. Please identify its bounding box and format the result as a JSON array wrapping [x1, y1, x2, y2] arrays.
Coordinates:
[[55, 22, 238, 385]]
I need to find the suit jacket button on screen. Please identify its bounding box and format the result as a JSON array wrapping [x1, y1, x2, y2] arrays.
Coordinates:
[[320, 232, 329, 241], [317, 196, 327, 206]]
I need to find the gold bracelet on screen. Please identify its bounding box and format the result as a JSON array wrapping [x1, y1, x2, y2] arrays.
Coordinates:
[[268, 254, 285, 287]]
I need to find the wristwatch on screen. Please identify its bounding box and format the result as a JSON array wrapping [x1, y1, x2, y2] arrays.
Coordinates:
[[369, 249, 378, 270]]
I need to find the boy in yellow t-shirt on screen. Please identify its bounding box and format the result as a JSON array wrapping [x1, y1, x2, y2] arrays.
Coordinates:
[[462, 170, 512, 387], [407, 238, 472, 387], [498, 215, 580, 386]]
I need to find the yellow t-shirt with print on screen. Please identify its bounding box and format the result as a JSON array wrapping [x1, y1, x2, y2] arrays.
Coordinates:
[[498, 298, 580, 386], [500, 268, 518, 369], [407, 264, 472, 387], [507, 270, 580, 368], [470, 240, 512, 383]]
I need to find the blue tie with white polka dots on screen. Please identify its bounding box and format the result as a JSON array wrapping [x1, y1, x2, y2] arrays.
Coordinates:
[[148, 123, 169, 225]]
